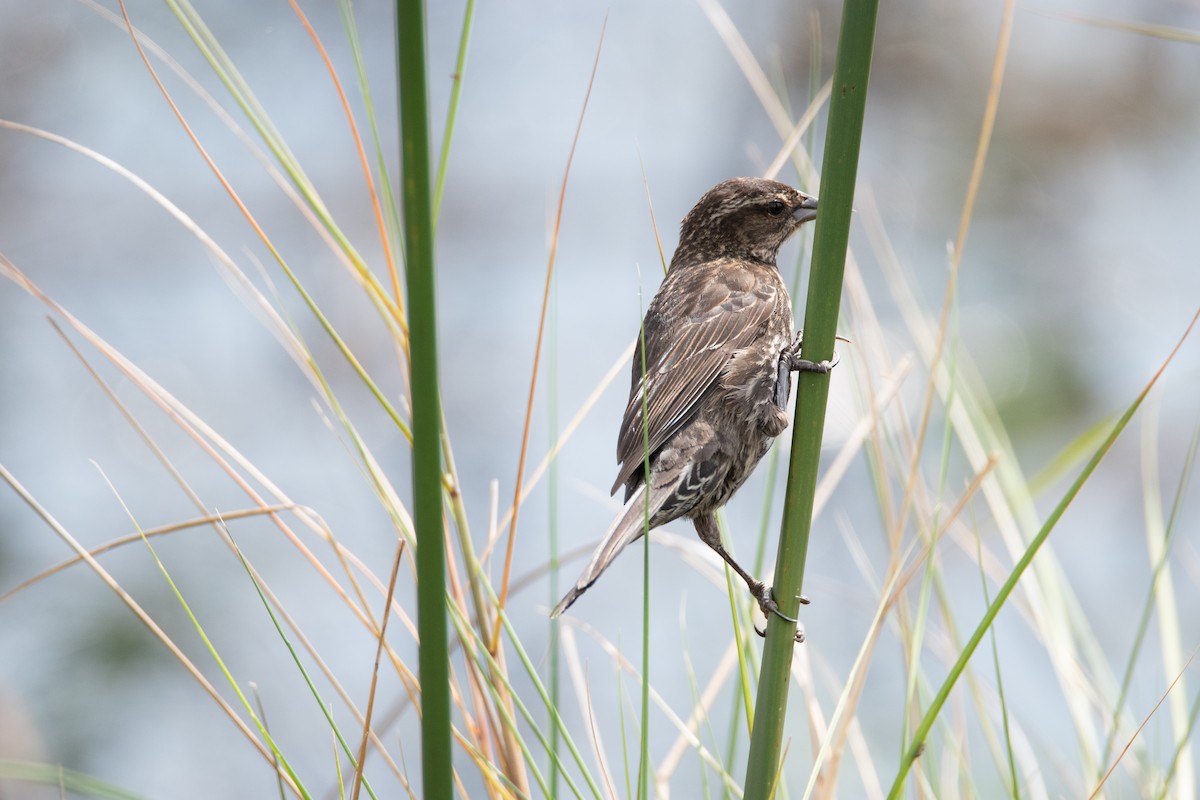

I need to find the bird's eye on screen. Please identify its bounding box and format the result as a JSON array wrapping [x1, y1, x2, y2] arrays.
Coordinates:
[[765, 200, 785, 216]]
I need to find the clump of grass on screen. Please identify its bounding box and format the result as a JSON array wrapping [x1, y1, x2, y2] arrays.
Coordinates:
[[1, 2, 1198, 799]]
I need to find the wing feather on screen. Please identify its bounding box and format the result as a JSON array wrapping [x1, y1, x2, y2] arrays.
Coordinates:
[[611, 261, 785, 496]]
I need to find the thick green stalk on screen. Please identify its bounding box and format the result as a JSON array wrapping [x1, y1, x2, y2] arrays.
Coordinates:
[[742, 1, 878, 796], [396, 1, 451, 797]]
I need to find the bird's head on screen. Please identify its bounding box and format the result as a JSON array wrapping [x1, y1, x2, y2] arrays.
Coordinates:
[[675, 177, 818, 267]]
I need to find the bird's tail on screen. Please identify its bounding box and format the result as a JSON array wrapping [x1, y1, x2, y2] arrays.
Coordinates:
[[551, 482, 668, 618]]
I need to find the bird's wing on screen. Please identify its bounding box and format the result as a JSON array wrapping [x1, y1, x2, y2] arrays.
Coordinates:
[[611, 261, 783, 495]]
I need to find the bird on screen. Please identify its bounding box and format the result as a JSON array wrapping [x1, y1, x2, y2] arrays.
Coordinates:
[[551, 177, 832, 634]]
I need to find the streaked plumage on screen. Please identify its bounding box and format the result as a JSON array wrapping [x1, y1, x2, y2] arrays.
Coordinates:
[[552, 177, 828, 629]]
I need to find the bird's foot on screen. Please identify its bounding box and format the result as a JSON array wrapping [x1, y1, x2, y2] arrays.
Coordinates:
[[773, 348, 839, 409], [749, 581, 807, 643], [783, 331, 848, 375], [790, 350, 839, 374]]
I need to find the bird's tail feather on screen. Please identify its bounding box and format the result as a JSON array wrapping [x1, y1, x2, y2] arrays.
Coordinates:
[[551, 482, 668, 618]]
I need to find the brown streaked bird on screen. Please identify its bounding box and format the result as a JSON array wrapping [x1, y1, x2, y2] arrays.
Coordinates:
[[551, 177, 832, 634]]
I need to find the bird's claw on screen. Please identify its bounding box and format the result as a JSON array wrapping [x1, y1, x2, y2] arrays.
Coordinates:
[[749, 582, 805, 643], [750, 581, 796, 623], [784, 330, 845, 375], [753, 621, 805, 644], [790, 350, 839, 374]]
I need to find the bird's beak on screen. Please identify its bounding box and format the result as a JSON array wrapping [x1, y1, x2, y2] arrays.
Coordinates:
[[793, 195, 818, 224]]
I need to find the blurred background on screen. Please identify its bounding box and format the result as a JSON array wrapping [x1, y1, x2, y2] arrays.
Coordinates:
[[1, 0, 1198, 797]]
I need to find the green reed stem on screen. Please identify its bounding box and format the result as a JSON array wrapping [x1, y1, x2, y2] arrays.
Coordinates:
[[742, 1, 878, 796], [396, 1, 450, 796]]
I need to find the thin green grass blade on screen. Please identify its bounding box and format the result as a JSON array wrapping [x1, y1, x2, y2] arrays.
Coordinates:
[[620, 636, 634, 798], [395, 0, 451, 796], [333, 729, 347, 799], [725, 686, 745, 787], [230, 536, 379, 800], [752, 449, 783, 578], [975, 524, 1019, 798], [250, 685, 289, 800], [433, 0, 476, 216], [131, 524, 312, 798], [743, 1, 879, 795], [727, 561, 756, 736], [338, 0, 403, 253], [638, 298, 654, 800]]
